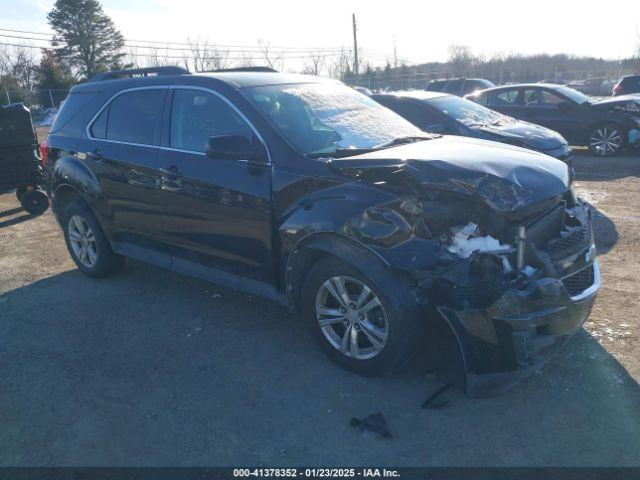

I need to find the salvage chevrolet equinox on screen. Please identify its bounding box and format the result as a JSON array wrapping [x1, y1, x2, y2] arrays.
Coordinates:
[[44, 67, 601, 396]]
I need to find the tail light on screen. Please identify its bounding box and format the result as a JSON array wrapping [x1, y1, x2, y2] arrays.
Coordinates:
[[39, 139, 48, 168]]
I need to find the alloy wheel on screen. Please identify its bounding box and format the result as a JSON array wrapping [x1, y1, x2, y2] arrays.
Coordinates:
[[68, 215, 98, 268], [315, 275, 389, 360], [589, 126, 622, 156]]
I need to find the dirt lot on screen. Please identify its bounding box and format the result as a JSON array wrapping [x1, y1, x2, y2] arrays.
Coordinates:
[[1, 146, 640, 467]]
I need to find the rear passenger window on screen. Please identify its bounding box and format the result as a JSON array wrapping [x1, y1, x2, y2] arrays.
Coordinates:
[[489, 90, 519, 106], [105, 89, 165, 145], [170, 89, 253, 153]]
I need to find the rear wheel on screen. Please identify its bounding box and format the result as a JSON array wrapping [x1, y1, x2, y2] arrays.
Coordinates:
[[301, 257, 420, 376], [588, 124, 624, 156], [62, 202, 124, 277]]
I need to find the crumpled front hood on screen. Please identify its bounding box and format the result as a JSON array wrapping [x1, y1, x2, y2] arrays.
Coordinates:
[[472, 120, 567, 151], [329, 136, 570, 214], [590, 95, 640, 114]]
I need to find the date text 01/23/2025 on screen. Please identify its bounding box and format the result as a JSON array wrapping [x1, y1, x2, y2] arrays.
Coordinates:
[[233, 468, 401, 478]]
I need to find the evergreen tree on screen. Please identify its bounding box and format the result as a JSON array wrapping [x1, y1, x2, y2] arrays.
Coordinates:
[[37, 49, 74, 107], [47, 0, 126, 80]]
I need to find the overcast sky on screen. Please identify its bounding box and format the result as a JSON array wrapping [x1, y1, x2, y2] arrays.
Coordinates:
[[2, 0, 640, 67]]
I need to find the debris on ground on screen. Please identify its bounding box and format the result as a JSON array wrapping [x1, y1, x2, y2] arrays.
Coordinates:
[[350, 412, 392, 438], [421, 382, 455, 409]]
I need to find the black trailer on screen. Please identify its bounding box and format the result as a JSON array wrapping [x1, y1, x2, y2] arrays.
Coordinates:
[[0, 103, 49, 214]]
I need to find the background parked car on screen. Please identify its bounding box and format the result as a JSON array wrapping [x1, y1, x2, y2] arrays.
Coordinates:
[[612, 74, 640, 96], [566, 78, 615, 97], [425, 78, 495, 97], [467, 83, 640, 156], [373, 90, 572, 161]]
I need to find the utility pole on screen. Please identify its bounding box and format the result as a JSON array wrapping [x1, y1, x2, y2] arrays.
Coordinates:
[[352, 13, 359, 77], [393, 35, 398, 69]]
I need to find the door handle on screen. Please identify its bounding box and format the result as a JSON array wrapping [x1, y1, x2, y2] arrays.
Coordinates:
[[159, 166, 183, 192]]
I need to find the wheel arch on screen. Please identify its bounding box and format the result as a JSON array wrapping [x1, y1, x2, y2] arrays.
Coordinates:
[[52, 183, 88, 222], [284, 232, 416, 313]]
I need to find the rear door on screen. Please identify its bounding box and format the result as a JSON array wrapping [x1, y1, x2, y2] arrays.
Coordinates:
[[154, 87, 273, 283], [82, 87, 167, 253]]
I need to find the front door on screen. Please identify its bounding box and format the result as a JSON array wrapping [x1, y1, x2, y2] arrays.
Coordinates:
[[155, 87, 273, 284]]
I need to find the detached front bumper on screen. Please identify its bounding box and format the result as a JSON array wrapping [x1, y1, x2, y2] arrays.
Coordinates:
[[437, 257, 600, 397]]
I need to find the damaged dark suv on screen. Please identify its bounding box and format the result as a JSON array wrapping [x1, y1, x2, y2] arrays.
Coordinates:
[[45, 67, 600, 396]]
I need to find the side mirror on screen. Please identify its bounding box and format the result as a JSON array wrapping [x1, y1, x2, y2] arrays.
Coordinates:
[[557, 101, 572, 112], [425, 124, 446, 134], [205, 134, 266, 162]]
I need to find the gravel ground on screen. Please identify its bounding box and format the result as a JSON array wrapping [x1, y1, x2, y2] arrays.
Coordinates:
[[1, 148, 639, 467]]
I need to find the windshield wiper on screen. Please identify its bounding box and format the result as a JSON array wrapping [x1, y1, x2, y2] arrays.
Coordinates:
[[379, 135, 434, 148], [307, 136, 433, 159]]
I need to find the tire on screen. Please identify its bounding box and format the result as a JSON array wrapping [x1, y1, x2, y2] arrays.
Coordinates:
[[20, 189, 49, 215], [15, 186, 27, 202], [62, 202, 124, 278], [301, 256, 421, 376], [588, 123, 625, 157]]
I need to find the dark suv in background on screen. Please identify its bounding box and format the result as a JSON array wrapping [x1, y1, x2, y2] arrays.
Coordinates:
[[612, 74, 640, 96], [425, 78, 495, 96], [44, 67, 599, 396]]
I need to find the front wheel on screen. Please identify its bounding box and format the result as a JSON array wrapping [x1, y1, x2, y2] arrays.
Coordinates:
[[301, 257, 420, 376], [588, 124, 625, 156]]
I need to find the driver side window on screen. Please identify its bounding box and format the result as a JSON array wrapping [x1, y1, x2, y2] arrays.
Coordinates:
[[170, 89, 253, 153]]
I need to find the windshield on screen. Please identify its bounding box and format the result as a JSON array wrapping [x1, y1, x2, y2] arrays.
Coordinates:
[[242, 82, 425, 157], [428, 95, 514, 127], [555, 85, 591, 104]]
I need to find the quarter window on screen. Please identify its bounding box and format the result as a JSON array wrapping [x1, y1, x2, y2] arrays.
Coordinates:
[[170, 89, 253, 153], [90, 107, 108, 139]]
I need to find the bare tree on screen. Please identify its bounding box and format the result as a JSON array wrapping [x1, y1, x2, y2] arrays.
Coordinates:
[[257, 39, 284, 71], [187, 37, 230, 72], [126, 46, 181, 69], [0, 45, 38, 105], [447, 44, 475, 76], [328, 48, 352, 80], [302, 52, 326, 76]]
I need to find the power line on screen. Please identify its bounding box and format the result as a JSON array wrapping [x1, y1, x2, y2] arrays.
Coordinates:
[[0, 27, 349, 54], [0, 25, 411, 64]]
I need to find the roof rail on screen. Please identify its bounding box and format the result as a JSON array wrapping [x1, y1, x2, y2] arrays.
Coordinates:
[[88, 66, 191, 83], [201, 66, 278, 73]]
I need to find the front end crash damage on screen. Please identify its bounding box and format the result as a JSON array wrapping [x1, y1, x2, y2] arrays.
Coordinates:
[[330, 155, 600, 396]]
